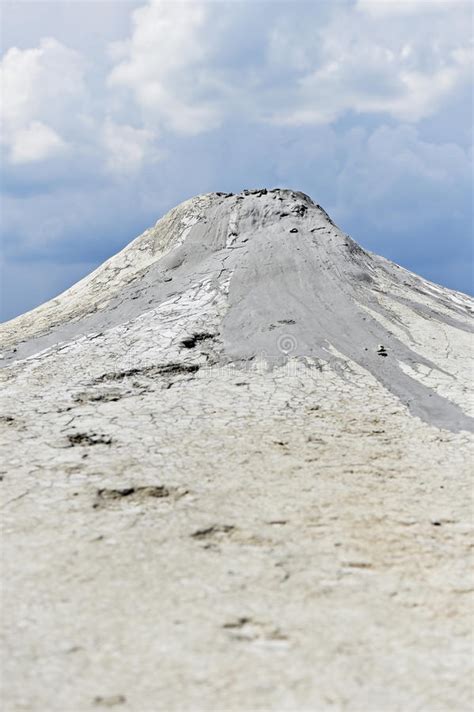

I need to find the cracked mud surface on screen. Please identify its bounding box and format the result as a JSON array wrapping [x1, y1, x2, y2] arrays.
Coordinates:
[[1, 189, 473, 711]]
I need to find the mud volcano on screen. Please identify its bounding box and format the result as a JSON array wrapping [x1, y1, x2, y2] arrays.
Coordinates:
[[1, 189, 473, 711]]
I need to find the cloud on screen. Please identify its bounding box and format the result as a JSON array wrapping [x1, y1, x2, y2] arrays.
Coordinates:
[[271, 2, 473, 125], [0, 37, 87, 164], [106, 0, 473, 132], [356, 0, 465, 16], [0, 34, 162, 180], [9, 121, 66, 164], [277, 50, 472, 125], [102, 120, 159, 175], [3, 1, 471, 165], [108, 0, 221, 134]]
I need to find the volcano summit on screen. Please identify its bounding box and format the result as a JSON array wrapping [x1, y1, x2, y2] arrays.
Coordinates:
[[1, 189, 473, 711]]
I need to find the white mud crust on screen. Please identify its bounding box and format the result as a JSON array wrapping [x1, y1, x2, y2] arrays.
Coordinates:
[[1, 189, 473, 712]]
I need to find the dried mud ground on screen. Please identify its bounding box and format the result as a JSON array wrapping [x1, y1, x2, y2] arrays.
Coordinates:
[[1, 350, 473, 712]]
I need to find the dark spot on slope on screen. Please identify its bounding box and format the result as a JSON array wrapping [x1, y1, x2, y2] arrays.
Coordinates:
[[68, 432, 112, 447], [344, 561, 373, 569], [354, 271, 374, 284], [315, 204, 336, 226], [96, 367, 141, 382], [268, 319, 296, 331], [180, 333, 217, 349], [291, 204, 307, 216], [243, 188, 267, 197], [191, 524, 235, 540], [222, 617, 288, 643], [96, 485, 169, 500], [92, 485, 188, 509], [95, 362, 200, 383], [344, 240, 366, 257], [99, 487, 137, 498], [223, 617, 251, 629], [73, 389, 123, 404]]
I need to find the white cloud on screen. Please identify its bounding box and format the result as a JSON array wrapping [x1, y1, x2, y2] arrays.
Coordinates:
[[0, 37, 86, 164], [106, 0, 473, 134], [276, 44, 472, 125], [102, 119, 159, 175], [108, 0, 221, 134], [2, 1, 471, 171], [270, 1, 473, 126], [9, 121, 66, 164], [0, 31, 165, 178], [356, 0, 463, 16]]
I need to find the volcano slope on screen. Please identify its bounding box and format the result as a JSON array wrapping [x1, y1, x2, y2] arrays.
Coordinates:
[[1, 189, 473, 712]]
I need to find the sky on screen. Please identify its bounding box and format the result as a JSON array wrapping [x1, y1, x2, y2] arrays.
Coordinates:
[[0, 0, 473, 322]]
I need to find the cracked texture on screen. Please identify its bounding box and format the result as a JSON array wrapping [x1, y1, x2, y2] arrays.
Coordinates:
[[1, 189, 473, 712]]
